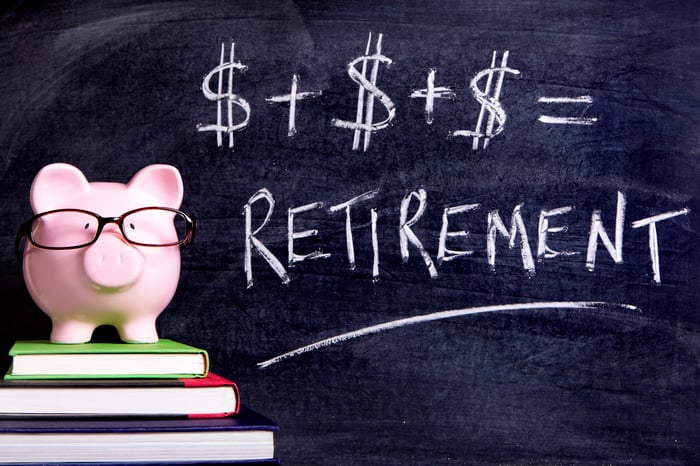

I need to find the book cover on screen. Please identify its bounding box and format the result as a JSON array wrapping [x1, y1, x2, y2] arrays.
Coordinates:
[[0, 406, 278, 464], [5, 339, 209, 379], [0, 371, 239, 418]]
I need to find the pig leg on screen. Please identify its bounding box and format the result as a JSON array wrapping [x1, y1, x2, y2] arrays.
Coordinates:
[[51, 320, 97, 344], [118, 317, 159, 343]]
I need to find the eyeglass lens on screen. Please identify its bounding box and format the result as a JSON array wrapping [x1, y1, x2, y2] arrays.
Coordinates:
[[31, 210, 98, 248], [122, 208, 188, 246]]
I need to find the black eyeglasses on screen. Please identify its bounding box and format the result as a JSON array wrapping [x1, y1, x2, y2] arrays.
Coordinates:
[[15, 207, 196, 259]]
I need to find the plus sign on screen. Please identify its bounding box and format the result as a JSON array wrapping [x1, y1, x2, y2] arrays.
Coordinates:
[[410, 68, 456, 125], [266, 74, 323, 136]]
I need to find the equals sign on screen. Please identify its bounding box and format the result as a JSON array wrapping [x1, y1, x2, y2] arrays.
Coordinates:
[[537, 96, 597, 125]]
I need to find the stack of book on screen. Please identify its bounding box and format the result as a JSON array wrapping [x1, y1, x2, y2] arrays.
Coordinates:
[[0, 339, 278, 465]]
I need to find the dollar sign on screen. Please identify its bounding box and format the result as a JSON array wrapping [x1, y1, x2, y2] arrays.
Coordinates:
[[197, 42, 251, 149], [453, 51, 520, 150], [332, 32, 396, 152]]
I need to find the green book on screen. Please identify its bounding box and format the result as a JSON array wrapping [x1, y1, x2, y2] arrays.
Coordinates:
[[5, 339, 209, 380]]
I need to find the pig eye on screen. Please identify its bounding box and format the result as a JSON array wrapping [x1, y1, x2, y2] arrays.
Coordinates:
[[83, 223, 90, 230], [129, 223, 136, 230]]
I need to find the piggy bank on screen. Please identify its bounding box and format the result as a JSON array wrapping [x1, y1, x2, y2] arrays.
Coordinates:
[[16, 163, 195, 344]]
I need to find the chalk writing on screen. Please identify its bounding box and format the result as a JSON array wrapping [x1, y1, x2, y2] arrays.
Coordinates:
[[487, 204, 535, 276], [288, 201, 331, 266], [537, 206, 578, 260], [400, 189, 438, 278], [537, 95, 597, 125], [452, 51, 520, 149], [586, 191, 625, 272], [437, 202, 480, 264], [266, 74, 323, 136], [244, 188, 290, 289], [410, 68, 456, 125], [197, 43, 250, 149], [196, 39, 609, 151], [371, 207, 379, 281], [631, 208, 691, 283], [331, 32, 396, 151], [243, 188, 690, 286], [257, 301, 640, 368], [329, 189, 380, 271]]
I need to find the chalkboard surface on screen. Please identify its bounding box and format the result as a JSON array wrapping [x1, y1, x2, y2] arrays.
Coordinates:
[[1, 1, 699, 464]]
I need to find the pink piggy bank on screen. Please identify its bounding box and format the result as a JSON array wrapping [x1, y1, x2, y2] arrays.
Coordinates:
[[15, 163, 196, 344]]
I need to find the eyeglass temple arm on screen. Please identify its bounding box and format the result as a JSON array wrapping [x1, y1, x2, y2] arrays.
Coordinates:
[[14, 221, 31, 260], [179, 217, 197, 248]]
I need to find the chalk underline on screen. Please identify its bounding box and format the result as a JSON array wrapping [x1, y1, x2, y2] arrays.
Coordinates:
[[257, 301, 640, 368]]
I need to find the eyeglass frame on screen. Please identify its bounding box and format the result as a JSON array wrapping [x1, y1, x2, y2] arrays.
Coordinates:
[[15, 206, 196, 260]]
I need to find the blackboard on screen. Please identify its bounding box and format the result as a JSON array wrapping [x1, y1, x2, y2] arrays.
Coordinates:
[[1, 0, 699, 464]]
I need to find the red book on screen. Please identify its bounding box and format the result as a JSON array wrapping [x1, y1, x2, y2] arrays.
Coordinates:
[[0, 371, 239, 418]]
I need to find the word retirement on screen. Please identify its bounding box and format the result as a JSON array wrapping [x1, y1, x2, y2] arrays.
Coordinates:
[[243, 189, 690, 288]]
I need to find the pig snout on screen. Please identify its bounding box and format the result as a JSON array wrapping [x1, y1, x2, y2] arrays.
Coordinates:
[[82, 234, 143, 289]]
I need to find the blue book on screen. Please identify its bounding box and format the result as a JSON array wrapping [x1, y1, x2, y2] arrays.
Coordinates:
[[0, 406, 278, 465]]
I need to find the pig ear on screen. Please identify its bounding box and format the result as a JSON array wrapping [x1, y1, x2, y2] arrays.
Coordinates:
[[128, 165, 183, 209], [30, 163, 90, 213]]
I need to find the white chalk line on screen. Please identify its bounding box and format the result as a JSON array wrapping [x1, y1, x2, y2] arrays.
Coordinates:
[[537, 115, 598, 125], [257, 301, 640, 368], [538, 96, 593, 104]]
